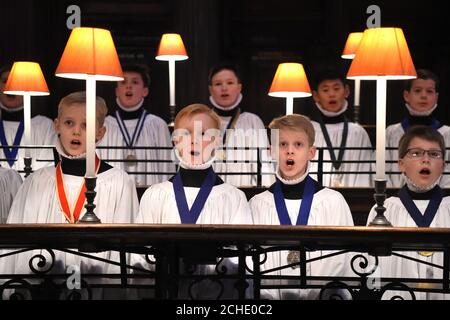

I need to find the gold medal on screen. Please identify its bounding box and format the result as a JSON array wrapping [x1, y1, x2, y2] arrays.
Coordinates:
[[287, 250, 300, 269], [418, 251, 434, 257], [126, 153, 138, 168]]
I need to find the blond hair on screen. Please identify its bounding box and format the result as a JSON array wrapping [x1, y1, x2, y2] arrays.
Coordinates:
[[174, 103, 221, 130], [269, 114, 315, 146], [57, 91, 108, 126]]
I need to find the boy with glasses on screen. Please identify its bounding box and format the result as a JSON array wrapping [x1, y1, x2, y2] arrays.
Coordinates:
[[367, 125, 449, 300]]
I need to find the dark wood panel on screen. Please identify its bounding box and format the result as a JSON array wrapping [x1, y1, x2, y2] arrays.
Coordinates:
[[1, 224, 450, 251], [1, 0, 449, 127]]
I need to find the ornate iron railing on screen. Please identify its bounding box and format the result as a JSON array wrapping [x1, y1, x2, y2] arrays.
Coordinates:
[[0, 224, 449, 300]]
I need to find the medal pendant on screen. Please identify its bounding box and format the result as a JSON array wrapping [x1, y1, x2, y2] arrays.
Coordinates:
[[126, 153, 138, 168], [418, 251, 434, 257], [287, 250, 300, 269]]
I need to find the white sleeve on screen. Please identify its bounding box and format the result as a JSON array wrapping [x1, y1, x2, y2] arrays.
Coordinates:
[[0, 170, 22, 223], [229, 190, 253, 225], [111, 171, 140, 223]]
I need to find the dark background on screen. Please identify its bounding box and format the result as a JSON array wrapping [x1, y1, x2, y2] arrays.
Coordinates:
[[1, 0, 449, 142]]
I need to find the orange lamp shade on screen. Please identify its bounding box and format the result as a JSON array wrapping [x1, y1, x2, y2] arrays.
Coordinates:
[[155, 33, 189, 61], [341, 32, 363, 59], [3, 61, 49, 96], [347, 28, 416, 80], [268, 63, 311, 98], [55, 27, 123, 81]]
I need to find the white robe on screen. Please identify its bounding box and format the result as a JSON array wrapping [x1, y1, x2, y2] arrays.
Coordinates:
[[213, 112, 275, 187], [1, 165, 139, 299], [310, 121, 374, 188], [249, 186, 354, 300], [366, 195, 450, 300], [0, 116, 57, 176], [135, 179, 253, 299], [386, 123, 450, 188], [97, 114, 174, 187], [0, 167, 22, 223]]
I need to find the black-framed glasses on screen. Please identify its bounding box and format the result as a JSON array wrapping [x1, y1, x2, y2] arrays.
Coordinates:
[[405, 148, 444, 159]]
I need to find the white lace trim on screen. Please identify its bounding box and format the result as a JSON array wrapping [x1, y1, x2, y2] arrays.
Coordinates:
[[209, 93, 243, 111], [275, 162, 310, 185], [174, 148, 215, 170], [405, 103, 438, 117], [55, 140, 87, 160], [116, 97, 144, 112], [402, 172, 441, 193], [315, 100, 348, 117], [0, 100, 23, 113]]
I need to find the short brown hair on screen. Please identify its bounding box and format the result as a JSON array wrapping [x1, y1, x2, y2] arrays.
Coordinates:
[[398, 125, 446, 159], [174, 103, 221, 130], [57, 91, 108, 126], [269, 114, 315, 146], [119, 64, 151, 88], [404, 69, 439, 92]]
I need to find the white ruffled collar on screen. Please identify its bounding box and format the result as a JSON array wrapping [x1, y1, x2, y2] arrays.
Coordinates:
[[402, 172, 441, 193], [275, 162, 310, 185], [405, 103, 438, 117], [116, 97, 144, 112], [209, 93, 243, 111], [315, 100, 348, 117], [55, 140, 87, 160], [0, 100, 23, 113], [174, 148, 216, 170]]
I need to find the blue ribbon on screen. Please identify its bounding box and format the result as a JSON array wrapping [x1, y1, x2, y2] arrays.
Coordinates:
[[399, 186, 443, 227], [173, 168, 216, 224], [221, 108, 241, 145], [115, 109, 148, 148], [0, 120, 24, 167], [273, 176, 315, 225], [401, 117, 441, 131]]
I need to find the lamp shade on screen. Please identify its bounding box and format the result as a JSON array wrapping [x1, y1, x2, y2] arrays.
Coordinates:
[[268, 63, 311, 98], [347, 28, 416, 80], [55, 27, 123, 81], [155, 33, 189, 61], [3, 62, 49, 96], [341, 32, 363, 59]]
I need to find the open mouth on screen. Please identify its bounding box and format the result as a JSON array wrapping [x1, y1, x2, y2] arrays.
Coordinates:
[[190, 150, 200, 156], [125, 91, 133, 97], [71, 140, 81, 146], [286, 159, 295, 166], [419, 168, 431, 175]]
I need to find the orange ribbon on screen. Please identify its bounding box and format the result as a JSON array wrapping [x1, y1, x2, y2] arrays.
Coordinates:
[[56, 156, 100, 223]]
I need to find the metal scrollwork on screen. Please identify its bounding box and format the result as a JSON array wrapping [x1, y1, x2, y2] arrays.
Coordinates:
[[380, 281, 416, 300], [245, 245, 267, 274], [350, 253, 379, 277], [0, 278, 33, 300], [215, 257, 228, 275], [29, 249, 56, 274], [319, 280, 355, 300]]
